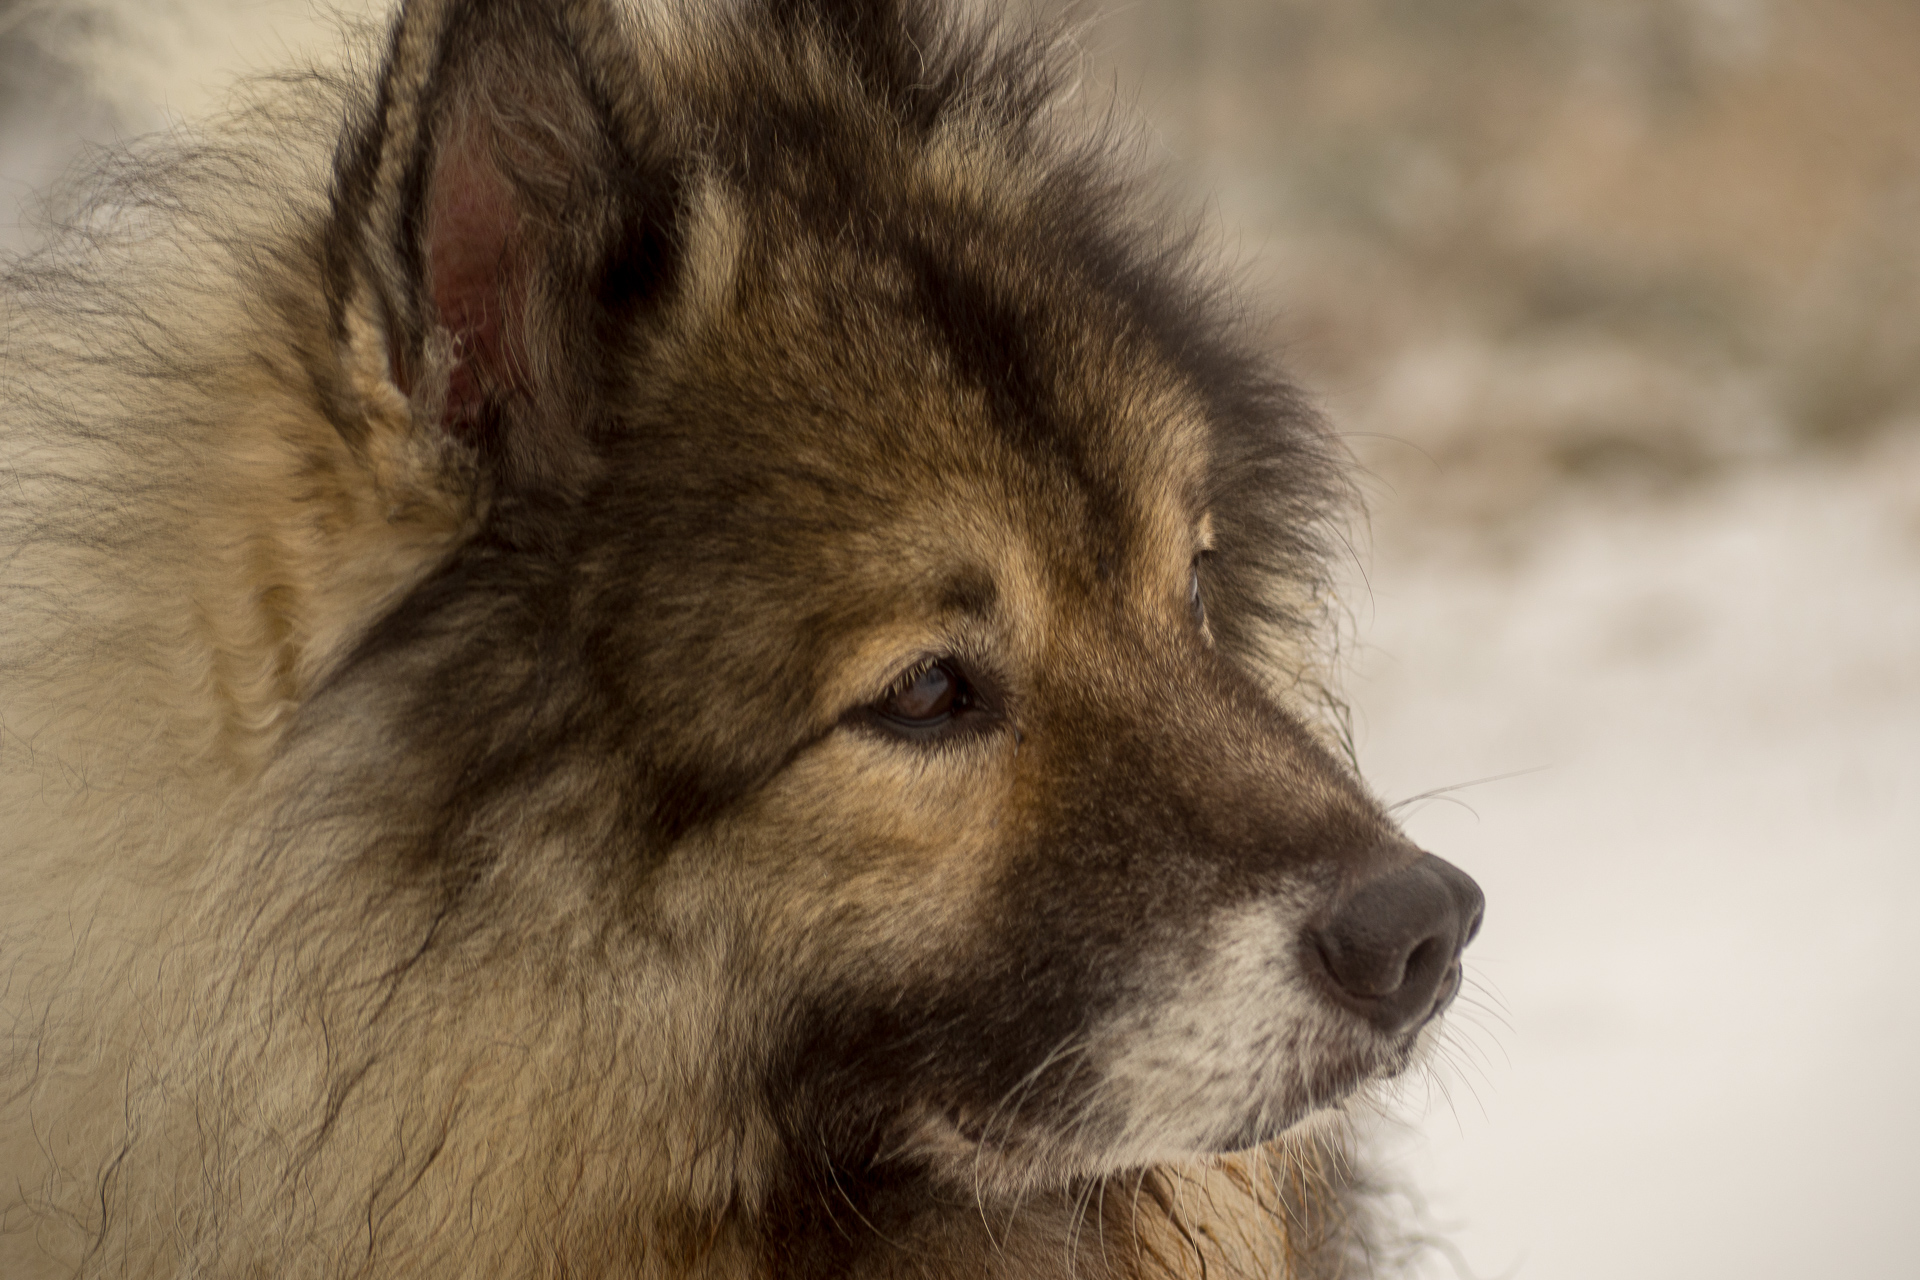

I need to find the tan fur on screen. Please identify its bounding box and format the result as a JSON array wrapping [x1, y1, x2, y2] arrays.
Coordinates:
[[2, 3, 1437, 1277]]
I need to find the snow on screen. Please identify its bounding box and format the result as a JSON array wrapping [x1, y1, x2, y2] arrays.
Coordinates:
[[1353, 436, 1920, 1279]]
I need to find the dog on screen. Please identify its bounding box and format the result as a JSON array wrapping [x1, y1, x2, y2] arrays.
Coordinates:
[[0, 1, 1483, 1276]]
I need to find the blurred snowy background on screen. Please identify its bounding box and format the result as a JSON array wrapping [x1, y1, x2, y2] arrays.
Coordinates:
[[4, 1, 1916, 1276]]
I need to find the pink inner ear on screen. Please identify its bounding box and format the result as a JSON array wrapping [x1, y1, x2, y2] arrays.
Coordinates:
[[423, 135, 523, 432]]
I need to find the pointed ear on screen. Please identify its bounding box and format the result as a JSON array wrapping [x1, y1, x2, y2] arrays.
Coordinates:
[[324, 0, 677, 494]]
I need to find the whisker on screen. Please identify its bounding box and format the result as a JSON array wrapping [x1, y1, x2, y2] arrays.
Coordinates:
[[1387, 766, 1551, 816]]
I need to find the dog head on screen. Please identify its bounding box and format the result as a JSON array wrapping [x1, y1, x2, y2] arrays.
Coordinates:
[[305, 0, 1482, 1206]]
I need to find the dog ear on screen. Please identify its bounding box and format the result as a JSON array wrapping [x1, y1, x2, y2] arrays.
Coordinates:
[[325, 0, 676, 496]]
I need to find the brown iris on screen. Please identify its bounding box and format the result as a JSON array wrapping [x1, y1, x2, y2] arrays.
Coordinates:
[[878, 661, 962, 725]]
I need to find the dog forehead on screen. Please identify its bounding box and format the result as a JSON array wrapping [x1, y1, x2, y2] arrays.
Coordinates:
[[650, 210, 1212, 555]]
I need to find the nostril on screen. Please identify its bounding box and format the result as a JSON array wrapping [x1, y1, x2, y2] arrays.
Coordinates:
[[1311, 852, 1484, 1035], [1403, 934, 1446, 990]]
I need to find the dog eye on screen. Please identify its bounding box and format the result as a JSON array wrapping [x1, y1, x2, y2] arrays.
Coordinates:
[[876, 660, 969, 728]]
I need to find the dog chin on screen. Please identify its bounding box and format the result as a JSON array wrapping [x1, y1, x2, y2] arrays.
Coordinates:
[[1204, 1017, 1444, 1157], [898, 1088, 1321, 1189], [878, 995, 1448, 1190]]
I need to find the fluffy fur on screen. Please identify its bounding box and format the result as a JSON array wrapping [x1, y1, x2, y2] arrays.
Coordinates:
[[1, 1, 1471, 1276]]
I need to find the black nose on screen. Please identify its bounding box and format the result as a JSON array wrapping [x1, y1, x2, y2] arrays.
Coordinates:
[[1311, 853, 1484, 1035]]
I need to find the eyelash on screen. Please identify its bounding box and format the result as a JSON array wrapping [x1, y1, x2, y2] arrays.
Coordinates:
[[860, 656, 996, 742], [1191, 552, 1212, 629]]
